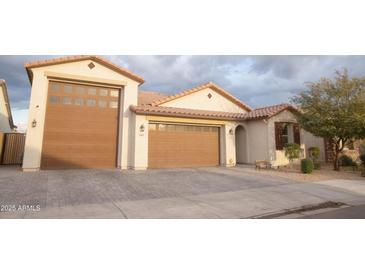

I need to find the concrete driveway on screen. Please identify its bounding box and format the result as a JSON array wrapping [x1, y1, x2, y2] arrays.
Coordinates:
[[0, 165, 365, 218]]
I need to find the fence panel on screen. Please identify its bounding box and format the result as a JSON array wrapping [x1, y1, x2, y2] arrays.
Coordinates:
[[1, 133, 26, 165]]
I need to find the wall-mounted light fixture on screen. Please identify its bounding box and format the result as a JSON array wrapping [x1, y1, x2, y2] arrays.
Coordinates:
[[229, 128, 234, 135], [32, 119, 37, 128], [139, 124, 145, 133]]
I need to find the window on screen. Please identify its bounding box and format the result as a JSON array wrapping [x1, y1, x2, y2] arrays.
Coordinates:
[[275, 122, 300, 150], [76, 86, 85, 95], [110, 90, 119, 97], [62, 96, 72, 105], [98, 100, 107, 108], [109, 101, 118, 108], [88, 88, 97, 96], [64, 85, 72, 93], [74, 98, 84, 106], [51, 83, 60, 92], [49, 96, 59, 104], [86, 99, 96, 107], [282, 124, 289, 146], [99, 89, 108, 96]]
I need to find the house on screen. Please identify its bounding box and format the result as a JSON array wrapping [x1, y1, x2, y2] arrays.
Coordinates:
[[0, 79, 16, 133], [22, 55, 325, 171]]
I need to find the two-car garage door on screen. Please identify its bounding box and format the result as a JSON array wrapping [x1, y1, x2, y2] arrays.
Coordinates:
[[148, 123, 220, 168]]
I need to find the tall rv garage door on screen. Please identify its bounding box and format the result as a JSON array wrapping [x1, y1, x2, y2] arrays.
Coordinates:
[[148, 123, 220, 168], [41, 81, 120, 169]]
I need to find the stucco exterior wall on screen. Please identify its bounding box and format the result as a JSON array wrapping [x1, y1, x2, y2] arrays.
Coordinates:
[[0, 85, 12, 133], [222, 122, 236, 167], [160, 87, 248, 113], [131, 114, 149, 170], [22, 59, 139, 171], [244, 120, 268, 164]]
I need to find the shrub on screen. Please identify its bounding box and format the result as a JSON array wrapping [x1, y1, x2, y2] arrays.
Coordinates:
[[339, 155, 355, 166], [284, 143, 301, 167], [308, 147, 320, 161], [301, 159, 314, 174]]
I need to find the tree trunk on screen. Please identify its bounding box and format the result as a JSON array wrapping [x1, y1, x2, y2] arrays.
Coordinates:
[[333, 150, 340, 171]]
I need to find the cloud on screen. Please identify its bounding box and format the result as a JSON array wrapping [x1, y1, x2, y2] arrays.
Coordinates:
[[2, 55, 365, 130]]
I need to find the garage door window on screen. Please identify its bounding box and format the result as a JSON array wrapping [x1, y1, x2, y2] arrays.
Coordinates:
[[76, 87, 85, 95], [62, 97, 72, 105], [109, 101, 118, 108], [98, 100, 107, 108], [64, 85, 73, 93], [49, 96, 59, 104], [150, 123, 219, 133], [110, 90, 119, 97], [88, 88, 97, 96], [149, 124, 157, 131], [51, 83, 60, 92], [86, 99, 96, 107], [99, 89, 108, 96]]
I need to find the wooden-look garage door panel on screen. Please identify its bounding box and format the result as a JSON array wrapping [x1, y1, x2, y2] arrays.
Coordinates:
[[41, 81, 120, 169], [148, 124, 220, 168]]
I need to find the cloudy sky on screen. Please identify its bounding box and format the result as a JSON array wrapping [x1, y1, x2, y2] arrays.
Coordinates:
[[1, 55, 365, 132]]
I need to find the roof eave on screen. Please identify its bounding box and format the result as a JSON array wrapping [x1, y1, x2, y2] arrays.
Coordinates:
[[24, 55, 145, 85], [151, 82, 252, 112], [130, 105, 242, 121]]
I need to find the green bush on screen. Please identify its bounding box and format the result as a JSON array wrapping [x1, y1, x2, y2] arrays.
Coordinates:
[[301, 159, 314, 174], [284, 143, 301, 166], [314, 162, 321, 170], [339, 155, 355, 166]]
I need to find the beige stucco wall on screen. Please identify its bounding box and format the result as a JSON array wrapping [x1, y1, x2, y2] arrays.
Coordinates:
[[22, 59, 140, 171], [160, 87, 248, 113], [302, 130, 326, 162], [130, 114, 149, 170], [244, 120, 268, 164], [0, 85, 12, 133]]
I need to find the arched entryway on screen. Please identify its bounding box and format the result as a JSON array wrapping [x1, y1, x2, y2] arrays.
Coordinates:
[[235, 125, 247, 164]]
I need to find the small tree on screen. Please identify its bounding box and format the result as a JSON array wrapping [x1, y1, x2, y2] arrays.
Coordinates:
[[284, 143, 301, 167], [308, 146, 321, 169], [292, 69, 365, 171], [308, 147, 320, 162]]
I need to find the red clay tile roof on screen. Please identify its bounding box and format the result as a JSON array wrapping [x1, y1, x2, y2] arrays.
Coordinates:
[[243, 103, 298, 120], [130, 103, 299, 121], [25, 55, 145, 84], [150, 82, 252, 112], [138, 91, 169, 105], [130, 105, 247, 121]]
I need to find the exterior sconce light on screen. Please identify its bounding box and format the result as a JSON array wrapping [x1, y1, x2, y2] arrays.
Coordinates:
[[32, 119, 37, 128], [229, 128, 234, 135], [139, 124, 145, 133]]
